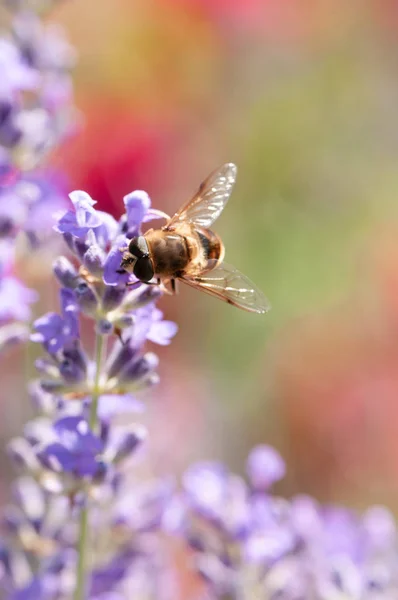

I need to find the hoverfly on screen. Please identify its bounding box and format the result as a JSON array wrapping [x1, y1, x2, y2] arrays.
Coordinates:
[[119, 163, 270, 314]]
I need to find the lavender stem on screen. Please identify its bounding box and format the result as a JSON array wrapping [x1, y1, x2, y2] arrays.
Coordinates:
[[89, 333, 106, 429], [74, 332, 106, 600]]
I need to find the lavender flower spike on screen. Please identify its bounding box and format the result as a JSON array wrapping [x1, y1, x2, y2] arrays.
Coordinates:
[[4, 185, 178, 600], [0, 0, 77, 349]]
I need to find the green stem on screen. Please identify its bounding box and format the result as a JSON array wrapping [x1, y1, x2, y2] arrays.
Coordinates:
[[89, 333, 106, 429], [74, 507, 89, 600], [74, 332, 106, 600]]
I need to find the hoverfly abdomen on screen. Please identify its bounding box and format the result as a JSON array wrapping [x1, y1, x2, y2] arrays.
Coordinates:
[[195, 227, 225, 270]]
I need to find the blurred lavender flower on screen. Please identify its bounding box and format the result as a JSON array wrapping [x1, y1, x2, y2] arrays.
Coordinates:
[[1, 6, 76, 172], [0, 0, 76, 346], [180, 445, 398, 599], [0, 241, 37, 329], [0, 274, 37, 321]]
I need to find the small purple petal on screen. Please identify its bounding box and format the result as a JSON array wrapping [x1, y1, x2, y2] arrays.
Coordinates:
[[103, 235, 133, 286], [290, 495, 322, 541], [123, 190, 151, 235], [37, 442, 73, 473], [128, 306, 177, 347], [37, 417, 105, 477], [246, 445, 286, 491], [147, 319, 178, 346], [363, 506, 397, 550], [0, 277, 37, 321], [183, 462, 228, 518], [54, 416, 104, 455], [97, 394, 145, 420], [33, 288, 80, 352], [54, 190, 102, 239], [61, 287, 79, 322], [31, 312, 65, 353], [243, 526, 295, 563], [69, 190, 96, 209], [11, 578, 43, 600], [95, 210, 119, 244]]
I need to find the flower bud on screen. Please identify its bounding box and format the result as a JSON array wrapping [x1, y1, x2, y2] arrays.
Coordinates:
[[7, 438, 40, 471], [112, 425, 147, 463], [83, 244, 105, 277], [106, 343, 138, 379], [122, 285, 162, 311], [96, 319, 113, 336], [59, 357, 86, 383], [53, 256, 78, 289], [102, 286, 126, 312], [75, 282, 97, 315], [119, 352, 159, 383]]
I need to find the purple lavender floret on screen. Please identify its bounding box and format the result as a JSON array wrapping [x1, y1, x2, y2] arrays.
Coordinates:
[[32, 288, 79, 353], [0, 274, 37, 322], [37, 416, 105, 478], [123, 190, 151, 237], [55, 191, 104, 239]]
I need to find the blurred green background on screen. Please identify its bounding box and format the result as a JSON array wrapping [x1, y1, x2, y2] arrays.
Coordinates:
[[5, 0, 398, 512]]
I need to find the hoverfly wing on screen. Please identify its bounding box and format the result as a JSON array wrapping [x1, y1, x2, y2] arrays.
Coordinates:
[[180, 262, 270, 314], [165, 163, 237, 230]]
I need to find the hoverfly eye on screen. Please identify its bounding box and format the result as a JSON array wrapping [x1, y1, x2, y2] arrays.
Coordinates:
[[133, 257, 154, 283], [128, 237, 142, 258], [128, 235, 148, 259]]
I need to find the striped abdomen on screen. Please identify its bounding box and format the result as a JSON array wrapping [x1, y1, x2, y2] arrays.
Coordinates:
[[194, 226, 225, 272]]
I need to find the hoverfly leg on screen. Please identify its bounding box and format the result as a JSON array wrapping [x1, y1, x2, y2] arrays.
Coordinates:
[[114, 327, 125, 345], [156, 278, 177, 295], [142, 278, 160, 286], [148, 209, 171, 223], [170, 278, 178, 294]]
